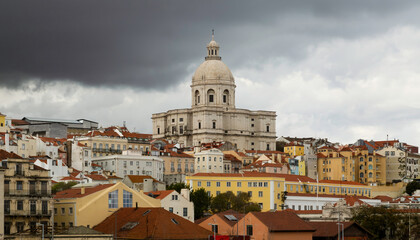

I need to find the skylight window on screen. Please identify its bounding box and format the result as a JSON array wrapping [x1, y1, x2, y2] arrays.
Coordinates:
[[171, 218, 179, 224]]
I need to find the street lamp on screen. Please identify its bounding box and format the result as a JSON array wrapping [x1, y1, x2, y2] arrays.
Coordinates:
[[36, 223, 44, 240]]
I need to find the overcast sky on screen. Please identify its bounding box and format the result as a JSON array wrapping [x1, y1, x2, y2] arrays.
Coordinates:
[[1, 0, 420, 146]]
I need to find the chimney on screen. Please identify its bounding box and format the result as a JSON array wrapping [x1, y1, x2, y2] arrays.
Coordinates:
[[136, 202, 138, 210], [5, 130, 10, 152], [81, 187, 85, 195], [181, 188, 190, 201]]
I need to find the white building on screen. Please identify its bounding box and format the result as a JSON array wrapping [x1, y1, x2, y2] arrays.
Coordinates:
[[284, 192, 381, 211], [194, 148, 224, 173], [92, 150, 164, 181], [146, 189, 194, 222], [69, 140, 93, 173], [152, 33, 277, 150], [33, 158, 69, 181]]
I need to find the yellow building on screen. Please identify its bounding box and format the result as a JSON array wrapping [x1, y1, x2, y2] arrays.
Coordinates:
[[0, 112, 8, 132], [317, 146, 386, 185], [284, 143, 304, 157], [298, 158, 306, 176], [54, 182, 160, 229], [186, 172, 286, 211], [186, 172, 373, 212]]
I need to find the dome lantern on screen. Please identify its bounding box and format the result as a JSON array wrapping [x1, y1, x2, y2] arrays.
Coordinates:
[[205, 30, 221, 60]]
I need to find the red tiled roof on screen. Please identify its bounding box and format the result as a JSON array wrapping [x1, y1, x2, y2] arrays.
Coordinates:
[[251, 211, 315, 232], [192, 172, 317, 182], [54, 184, 114, 199], [224, 153, 241, 163], [374, 195, 393, 202], [286, 192, 372, 200], [284, 209, 322, 215], [245, 150, 285, 154], [319, 179, 367, 186], [86, 174, 108, 181], [309, 221, 369, 238], [0, 149, 22, 160], [60, 176, 81, 181], [127, 175, 159, 183], [93, 208, 213, 239], [145, 190, 175, 200], [12, 119, 29, 125]]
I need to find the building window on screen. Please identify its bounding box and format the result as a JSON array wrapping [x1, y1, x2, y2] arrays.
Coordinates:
[[198, 122, 201, 129], [198, 181, 201, 187], [172, 195, 178, 200], [216, 191, 220, 196], [61, 208, 65, 214], [207, 181, 211, 187], [108, 190, 118, 208], [212, 224, 219, 233], [248, 191, 252, 197], [247, 225, 253, 236], [123, 190, 133, 208], [169, 207, 173, 213], [183, 207, 188, 216], [17, 200, 24, 210], [16, 181, 23, 190], [237, 182, 242, 187], [69, 207, 73, 214], [266, 125, 270, 132], [258, 191, 263, 197], [227, 182, 231, 187], [216, 182, 221, 187], [209, 95, 214, 102], [212, 121, 216, 129]]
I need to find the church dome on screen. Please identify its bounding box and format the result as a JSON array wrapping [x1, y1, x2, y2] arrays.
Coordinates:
[[192, 60, 234, 82], [192, 32, 234, 83]]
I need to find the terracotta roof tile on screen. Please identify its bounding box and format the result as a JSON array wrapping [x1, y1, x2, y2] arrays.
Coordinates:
[[127, 175, 159, 183], [251, 211, 315, 232], [54, 184, 114, 199], [145, 190, 175, 200], [86, 174, 108, 181], [309, 221, 360, 237], [0, 149, 22, 160], [93, 208, 213, 239]]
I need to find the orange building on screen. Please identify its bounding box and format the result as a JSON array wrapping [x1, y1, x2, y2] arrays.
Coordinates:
[[197, 210, 244, 236], [234, 211, 315, 240]]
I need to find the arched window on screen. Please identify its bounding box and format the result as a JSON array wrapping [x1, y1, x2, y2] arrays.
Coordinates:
[[223, 90, 229, 104], [360, 157, 363, 162], [207, 89, 215, 103], [360, 165, 364, 170], [360, 172, 364, 178], [368, 172, 373, 178], [368, 164, 373, 170], [195, 90, 200, 105]]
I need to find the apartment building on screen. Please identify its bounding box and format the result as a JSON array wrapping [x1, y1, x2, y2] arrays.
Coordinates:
[[92, 150, 164, 181], [2, 157, 53, 236]]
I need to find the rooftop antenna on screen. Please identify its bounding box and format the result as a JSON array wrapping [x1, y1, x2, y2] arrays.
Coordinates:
[[123, 121, 126, 128], [212, 29, 214, 40]]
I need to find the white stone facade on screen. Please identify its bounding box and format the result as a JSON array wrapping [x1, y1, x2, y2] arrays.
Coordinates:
[[194, 148, 224, 173], [92, 150, 164, 181], [152, 34, 276, 150]]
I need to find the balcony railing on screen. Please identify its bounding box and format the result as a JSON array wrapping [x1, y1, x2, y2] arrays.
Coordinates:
[[5, 189, 52, 197], [5, 210, 52, 217]]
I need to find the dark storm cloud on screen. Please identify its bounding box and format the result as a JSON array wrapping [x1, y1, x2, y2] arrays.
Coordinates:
[[0, 0, 419, 89]]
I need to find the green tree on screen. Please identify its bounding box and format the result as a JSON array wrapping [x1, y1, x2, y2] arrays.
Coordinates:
[[52, 181, 78, 194], [190, 188, 212, 220], [210, 191, 261, 214], [352, 206, 420, 240], [167, 182, 190, 193], [406, 181, 420, 196]]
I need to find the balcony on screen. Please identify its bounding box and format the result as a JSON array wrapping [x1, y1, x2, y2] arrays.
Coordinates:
[[5, 210, 52, 217], [177, 168, 182, 173], [5, 189, 52, 197], [171, 168, 175, 172]]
